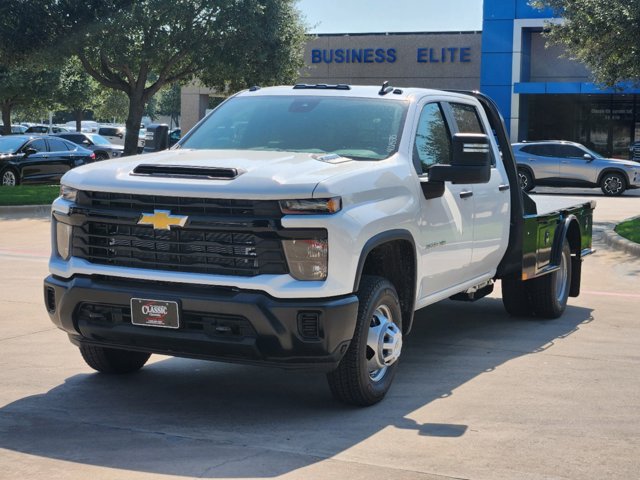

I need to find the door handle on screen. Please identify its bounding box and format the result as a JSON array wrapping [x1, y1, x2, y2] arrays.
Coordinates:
[[561, 161, 569, 164], [459, 191, 473, 199], [498, 184, 510, 191]]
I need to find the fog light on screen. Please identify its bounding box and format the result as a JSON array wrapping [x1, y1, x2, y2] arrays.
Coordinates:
[[282, 239, 328, 281], [56, 221, 73, 260]]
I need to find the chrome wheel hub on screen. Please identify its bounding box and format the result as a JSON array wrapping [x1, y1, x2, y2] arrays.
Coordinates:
[[366, 304, 402, 382], [604, 176, 622, 194], [2, 171, 16, 186]]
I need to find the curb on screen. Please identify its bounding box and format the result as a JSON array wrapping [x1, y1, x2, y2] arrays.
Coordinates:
[[594, 221, 640, 257], [0, 204, 51, 218]]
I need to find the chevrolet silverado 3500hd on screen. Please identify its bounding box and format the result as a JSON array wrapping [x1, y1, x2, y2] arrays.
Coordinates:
[[44, 85, 594, 406]]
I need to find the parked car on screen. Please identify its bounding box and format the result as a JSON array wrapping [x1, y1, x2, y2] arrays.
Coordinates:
[[0, 135, 94, 186], [628, 141, 640, 162], [55, 132, 124, 160], [25, 125, 70, 135], [99, 125, 145, 151], [11, 125, 28, 134], [65, 120, 99, 133], [513, 140, 640, 196], [97, 125, 125, 142]]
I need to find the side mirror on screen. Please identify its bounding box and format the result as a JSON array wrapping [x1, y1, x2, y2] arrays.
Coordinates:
[[583, 153, 593, 161], [419, 133, 492, 200], [82, 139, 91, 145], [23, 147, 37, 156], [117, 133, 123, 139]]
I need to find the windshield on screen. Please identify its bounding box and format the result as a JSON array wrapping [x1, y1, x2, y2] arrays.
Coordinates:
[[181, 95, 409, 160], [0, 137, 27, 154], [88, 134, 111, 146]]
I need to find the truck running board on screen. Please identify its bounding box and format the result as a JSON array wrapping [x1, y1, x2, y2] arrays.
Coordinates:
[[449, 280, 495, 302]]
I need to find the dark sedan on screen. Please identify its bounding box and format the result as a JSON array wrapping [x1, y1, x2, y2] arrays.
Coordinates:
[[55, 132, 124, 160], [0, 135, 95, 186]]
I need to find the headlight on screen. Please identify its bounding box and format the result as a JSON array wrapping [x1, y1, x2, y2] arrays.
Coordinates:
[[280, 197, 341, 214], [56, 221, 73, 260], [282, 238, 328, 281], [60, 185, 78, 202]]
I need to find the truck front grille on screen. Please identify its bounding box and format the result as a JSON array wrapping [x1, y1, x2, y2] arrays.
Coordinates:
[[77, 191, 283, 218], [72, 221, 288, 276]]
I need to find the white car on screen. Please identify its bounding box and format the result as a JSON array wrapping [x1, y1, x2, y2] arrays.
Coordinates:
[[24, 125, 70, 135], [98, 125, 145, 150]]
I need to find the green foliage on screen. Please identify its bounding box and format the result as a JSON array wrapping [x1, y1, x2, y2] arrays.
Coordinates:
[[93, 90, 129, 123], [56, 57, 100, 126], [1, 0, 307, 154], [615, 217, 640, 244], [157, 83, 181, 127], [533, 0, 640, 86], [0, 185, 60, 206], [0, 65, 59, 134]]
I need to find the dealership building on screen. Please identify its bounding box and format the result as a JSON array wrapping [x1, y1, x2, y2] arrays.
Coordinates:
[[181, 0, 640, 158]]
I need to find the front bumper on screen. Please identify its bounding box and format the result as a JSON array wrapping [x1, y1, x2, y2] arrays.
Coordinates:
[[44, 275, 358, 371]]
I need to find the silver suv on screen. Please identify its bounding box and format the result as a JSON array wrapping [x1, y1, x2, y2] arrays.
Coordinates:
[[512, 140, 640, 196]]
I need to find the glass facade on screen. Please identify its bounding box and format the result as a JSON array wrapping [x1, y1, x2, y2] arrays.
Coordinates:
[[521, 95, 639, 160]]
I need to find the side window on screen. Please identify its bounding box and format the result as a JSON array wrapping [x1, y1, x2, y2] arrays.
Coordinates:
[[413, 103, 451, 173], [48, 138, 70, 152], [450, 102, 495, 166], [28, 139, 47, 152], [450, 103, 484, 133], [553, 145, 586, 158]]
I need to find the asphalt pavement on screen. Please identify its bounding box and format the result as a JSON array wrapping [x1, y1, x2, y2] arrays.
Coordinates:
[[0, 190, 639, 480]]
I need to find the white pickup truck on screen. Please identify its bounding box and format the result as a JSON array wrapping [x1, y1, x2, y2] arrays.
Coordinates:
[[44, 85, 594, 406]]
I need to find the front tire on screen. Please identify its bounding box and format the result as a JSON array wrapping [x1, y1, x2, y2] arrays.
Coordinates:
[[600, 172, 626, 196], [327, 276, 402, 406], [1, 168, 19, 186], [79, 345, 150, 374]]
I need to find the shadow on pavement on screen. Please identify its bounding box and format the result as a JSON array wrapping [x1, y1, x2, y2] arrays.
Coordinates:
[[0, 297, 593, 477]]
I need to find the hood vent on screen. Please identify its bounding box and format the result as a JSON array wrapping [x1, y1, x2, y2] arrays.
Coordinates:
[[132, 164, 241, 180]]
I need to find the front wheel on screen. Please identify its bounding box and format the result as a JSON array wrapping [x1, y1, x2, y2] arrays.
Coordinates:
[[80, 344, 151, 374], [327, 276, 402, 406], [600, 172, 626, 196], [1, 168, 19, 186]]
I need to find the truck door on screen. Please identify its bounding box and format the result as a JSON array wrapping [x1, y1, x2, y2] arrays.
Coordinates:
[[412, 101, 474, 298], [446, 101, 510, 277]]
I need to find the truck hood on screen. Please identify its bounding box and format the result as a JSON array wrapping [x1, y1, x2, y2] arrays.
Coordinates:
[[61, 149, 364, 199]]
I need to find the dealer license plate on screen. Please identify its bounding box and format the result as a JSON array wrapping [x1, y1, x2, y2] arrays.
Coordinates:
[[130, 298, 180, 329]]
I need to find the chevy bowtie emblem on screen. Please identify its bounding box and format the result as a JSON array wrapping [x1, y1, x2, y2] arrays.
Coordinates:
[[137, 210, 188, 230]]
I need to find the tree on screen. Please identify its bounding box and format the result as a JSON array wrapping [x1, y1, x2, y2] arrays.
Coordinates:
[[56, 57, 101, 132], [533, 0, 640, 87], [63, 0, 305, 155], [157, 83, 181, 128], [0, 65, 59, 135], [94, 90, 129, 123], [2, 0, 306, 155]]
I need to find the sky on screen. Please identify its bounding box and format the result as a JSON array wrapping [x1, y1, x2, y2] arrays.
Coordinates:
[[296, 0, 483, 34]]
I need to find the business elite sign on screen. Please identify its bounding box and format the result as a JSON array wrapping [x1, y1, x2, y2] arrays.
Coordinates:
[[311, 47, 472, 64]]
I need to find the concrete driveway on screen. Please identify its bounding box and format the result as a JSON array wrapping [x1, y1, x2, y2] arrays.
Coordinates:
[[0, 192, 639, 480]]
